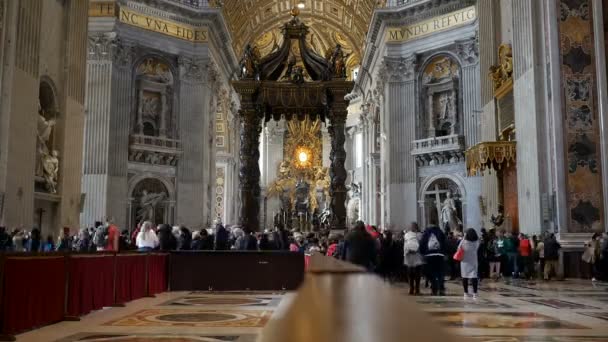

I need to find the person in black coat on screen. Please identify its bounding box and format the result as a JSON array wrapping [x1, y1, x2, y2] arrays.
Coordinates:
[[419, 224, 448, 296], [342, 221, 376, 270], [214, 223, 230, 250], [177, 226, 192, 250], [274, 224, 290, 250], [158, 224, 177, 251]]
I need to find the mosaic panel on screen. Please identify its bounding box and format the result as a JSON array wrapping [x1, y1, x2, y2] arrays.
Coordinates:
[[429, 312, 586, 329], [522, 299, 600, 310], [558, 0, 604, 232], [104, 309, 272, 328], [54, 333, 257, 342]]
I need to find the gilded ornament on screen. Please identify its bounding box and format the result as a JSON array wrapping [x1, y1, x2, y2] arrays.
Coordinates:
[[489, 44, 513, 93]]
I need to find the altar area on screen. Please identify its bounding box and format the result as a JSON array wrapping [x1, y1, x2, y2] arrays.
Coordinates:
[[263, 118, 332, 231]]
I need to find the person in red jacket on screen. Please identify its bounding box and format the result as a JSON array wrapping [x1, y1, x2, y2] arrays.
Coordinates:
[[518, 233, 533, 279]]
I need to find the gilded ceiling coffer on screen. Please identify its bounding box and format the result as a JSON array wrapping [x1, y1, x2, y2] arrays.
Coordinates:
[[232, 9, 354, 232]]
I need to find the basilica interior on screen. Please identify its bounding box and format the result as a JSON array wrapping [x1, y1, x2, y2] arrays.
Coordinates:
[[1, 0, 608, 341]]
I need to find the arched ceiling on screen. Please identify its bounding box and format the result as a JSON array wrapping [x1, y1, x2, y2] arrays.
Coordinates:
[[222, 0, 378, 78]]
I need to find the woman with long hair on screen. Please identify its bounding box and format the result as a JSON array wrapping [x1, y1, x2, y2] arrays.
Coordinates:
[[136, 221, 159, 251], [459, 228, 480, 299]]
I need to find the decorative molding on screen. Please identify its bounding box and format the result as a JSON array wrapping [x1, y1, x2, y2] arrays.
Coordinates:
[[383, 54, 418, 82], [128, 149, 181, 166], [88, 34, 135, 67], [124, 0, 238, 74], [358, 0, 476, 89]]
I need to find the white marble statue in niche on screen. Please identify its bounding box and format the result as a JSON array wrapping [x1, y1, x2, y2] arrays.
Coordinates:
[[36, 102, 60, 193], [134, 58, 174, 138], [422, 56, 460, 138]]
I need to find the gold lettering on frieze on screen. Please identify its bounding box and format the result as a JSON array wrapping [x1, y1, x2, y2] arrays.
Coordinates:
[[118, 8, 208, 43], [386, 6, 476, 43], [89, 1, 116, 17]]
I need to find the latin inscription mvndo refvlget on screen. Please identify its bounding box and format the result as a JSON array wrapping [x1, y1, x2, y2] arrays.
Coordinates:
[[119, 8, 208, 43], [386, 6, 476, 43]]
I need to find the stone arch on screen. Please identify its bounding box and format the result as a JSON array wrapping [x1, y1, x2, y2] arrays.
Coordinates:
[[128, 174, 176, 227], [419, 173, 467, 231], [39, 76, 59, 115]]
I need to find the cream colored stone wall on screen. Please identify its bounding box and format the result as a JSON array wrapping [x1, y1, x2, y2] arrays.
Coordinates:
[[0, 0, 87, 235]]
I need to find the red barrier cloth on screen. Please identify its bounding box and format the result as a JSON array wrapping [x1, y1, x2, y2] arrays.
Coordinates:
[[2, 256, 66, 335], [115, 254, 146, 304], [147, 254, 168, 295], [66, 255, 114, 317]]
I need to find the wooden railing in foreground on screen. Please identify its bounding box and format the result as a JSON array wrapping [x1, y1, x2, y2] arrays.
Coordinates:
[[258, 254, 464, 342]]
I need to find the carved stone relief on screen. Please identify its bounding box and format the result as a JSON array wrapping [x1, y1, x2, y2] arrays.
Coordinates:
[[134, 57, 174, 138]]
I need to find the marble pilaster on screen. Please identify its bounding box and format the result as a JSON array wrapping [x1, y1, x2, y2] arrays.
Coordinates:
[[384, 55, 418, 228], [81, 36, 135, 228], [176, 56, 210, 228], [511, 0, 550, 235]]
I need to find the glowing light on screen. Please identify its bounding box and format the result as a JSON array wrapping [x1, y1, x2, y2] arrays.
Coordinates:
[[297, 1, 305, 9], [298, 151, 309, 163]]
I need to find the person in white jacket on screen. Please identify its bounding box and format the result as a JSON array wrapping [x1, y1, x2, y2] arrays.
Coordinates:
[[403, 222, 424, 295], [136, 221, 159, 251], [459, 228, 481, 299]]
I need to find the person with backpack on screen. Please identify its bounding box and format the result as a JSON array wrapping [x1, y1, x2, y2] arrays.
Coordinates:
[[93, 223, 109, 251], [403, 222, 424, 295], [503, 232, 519, 278], [487, 229, 501, 280], [543, 233, 561, 280], [419, 222, 447, 296]]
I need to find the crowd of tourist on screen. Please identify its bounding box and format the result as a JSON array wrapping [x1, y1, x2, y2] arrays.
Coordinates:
[[1, 220, 607, 299]]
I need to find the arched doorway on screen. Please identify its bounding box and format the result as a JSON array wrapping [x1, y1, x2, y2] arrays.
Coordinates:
[[129, 177, 174, 227], [420, 177, 464, 232]]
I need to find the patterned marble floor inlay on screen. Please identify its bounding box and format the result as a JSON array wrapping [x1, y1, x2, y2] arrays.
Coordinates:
[[469, 337, 608, 342], [162, 296, 281, 307], [104, 309, 272, 328], [428, 312, 587, 329], [16, 280, 608, 342], [55, 333, 257, 342], [577, 312, 608, 321], [522, 299, 600, 310], [415, 296, 512, 309]]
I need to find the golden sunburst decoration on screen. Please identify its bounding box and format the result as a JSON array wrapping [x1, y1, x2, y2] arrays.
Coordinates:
[[285, 118, 322, 177]]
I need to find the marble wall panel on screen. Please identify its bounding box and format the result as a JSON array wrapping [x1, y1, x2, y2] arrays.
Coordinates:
[[558, 0, 604, 232]]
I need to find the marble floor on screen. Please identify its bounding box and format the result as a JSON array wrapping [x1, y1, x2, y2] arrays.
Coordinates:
[[15, 279, 608, 341]]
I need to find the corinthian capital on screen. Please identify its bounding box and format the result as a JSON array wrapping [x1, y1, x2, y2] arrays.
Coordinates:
[[455, 37, 479, 66], [383, 55, 418, 82], [88, 34, 135, 67], [178, 56, 207, 82]]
